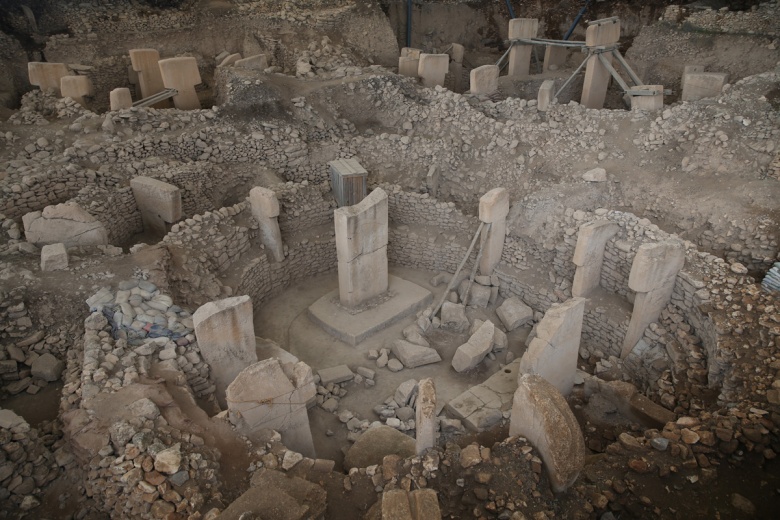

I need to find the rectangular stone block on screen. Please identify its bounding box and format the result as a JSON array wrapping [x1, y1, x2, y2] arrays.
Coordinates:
[[681, 72, 728, 102], [470, 65, 499, 95], [478, 188, 510, 223], [318, 365, 354, 386], [110, 87, 133, 110], [630, 85, 664, 111], [452, 320, 495, 372], [628, 241, 685, 293], [581, 20, 621, 110], [399, 56, 420, 78], [418, 54, 449, 88], [129, 49, 166, 100], [41, 243, 68, 271], [400, 47, 422, 59], [60, 75, 93, 106], [28, 62, 70, 95]]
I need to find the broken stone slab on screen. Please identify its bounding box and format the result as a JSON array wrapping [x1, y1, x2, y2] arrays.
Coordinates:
[[457, 279, 491, 308], [452, 320, 495, 373], [681, 72, 728, 102], [395, 379, 419, 407], [227, 359, 315, 457], [23, 204, 108, 247], [391, 340, 441, 369], [415, 378, 436, 455], [30, 353, 65, 382], [440, 302, 469, 333], [193, 295, 258, 408], [130, 176, 182, 235], [496, 297, 533, 331], [318, 365, 355, 386], [109, 87, 132, 110], [509, 374, 586, 492], [40, 243, 68, 271], [344, 425, 415, 469]]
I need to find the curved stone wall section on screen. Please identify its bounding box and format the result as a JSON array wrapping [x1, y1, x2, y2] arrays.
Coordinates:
[[71, 185, 142, 245]]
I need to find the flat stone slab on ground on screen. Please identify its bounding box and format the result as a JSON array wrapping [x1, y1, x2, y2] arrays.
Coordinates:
[[391, 340, 441, 368], [308, 275, 432, 346], [318, 365, 354, 386]]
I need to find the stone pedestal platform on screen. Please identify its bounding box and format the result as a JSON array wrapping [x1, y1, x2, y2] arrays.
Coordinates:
[[308, 275, 432, 346]]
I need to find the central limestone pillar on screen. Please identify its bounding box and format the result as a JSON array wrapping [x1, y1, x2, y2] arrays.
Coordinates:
[[508, 18, 539, 78], [478, 188, 510, 276], [581, 19, 621, 109], [335, 187, 389, 308]]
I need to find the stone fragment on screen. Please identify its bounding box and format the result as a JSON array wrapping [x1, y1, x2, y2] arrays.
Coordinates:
[[318, 365, 354, 386], [440, 302, 469, 332], [509, 374, 586, 492], [23, 204, 108, 247], [30, 353, 64, 382], [344, 426, 415, 469], [415, 378, 436, 455], [40, 243, 68, 271], [391, 340, 441, 368], [496, 297, 533, 331], [395, 379, 418, 406], [452, 320, 495, 373], [153, 444, 181, 475], [582, 167, 607, 182]]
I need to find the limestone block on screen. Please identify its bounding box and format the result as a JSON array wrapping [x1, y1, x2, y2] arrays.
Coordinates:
[[457, 279, 490, 308], [537, 79, 555, 111], [399, 56, 420, 78], [509, 374, 586, 492], [508, 18, 539, 78], [60, 75, 93, 106], [681, 65, 704, 90], [382, 489, 413, 519], [217, 53, 242, 68], [440, 302, 469, 333], [129, 49, 166, 100], [496, 297, 533, 331], [415, 378, 436, 455], [335, 188, 389, 307], [109, 87, 133, 110], [518, 298, 586, 396], [227, 358, 315, 457], [31, 353, 65, 382], [193, 295, 257, 407], [234, 54, 268, 70], [220, 468, 326, 520], [452, 320, 495, 372], [28, 62, 70, 95], [392, 340, 441, 369], [478, 188, 510, 223], [681, 72, 728, 102], [344, 426, 416, 469], [40, 243, 68, 271], [628, 241, 685, 293], [157, 57, 201, 110], [130, 176, 182, 235], [249, 187, 284, 262], [400, 47, 422, 58], [318, 365, 354, 386], [395, 379, 418, 406], [23, 204, 108, 247], [417, 54, 449, 88], [572, 220, 619, 297], [469, 65, 499, 95], [409, 489, 441, 518], [630, 85, 664, 111]]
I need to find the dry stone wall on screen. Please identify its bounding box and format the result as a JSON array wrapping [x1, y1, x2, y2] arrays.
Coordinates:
[[71, 185, 142, 245]]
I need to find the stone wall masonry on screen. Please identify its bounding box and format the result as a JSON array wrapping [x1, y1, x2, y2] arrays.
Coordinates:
[[275, 181, 336, 235], [379, 183, 476, 232], [71, 185, 143, 245]]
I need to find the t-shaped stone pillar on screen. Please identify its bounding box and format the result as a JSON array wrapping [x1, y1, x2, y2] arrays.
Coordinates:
[[60, 75, 94, 106], [399, 47, 422, 78], [572, 220, 619, 297], [158, 57, 202, 110], [193, 295, 258, 408], [581, 19, 621, 109], [249, 187, 284, 263], [129, 49, 167, 103], [130, 176, 182, 236], [28, 62, 70, 96], [335, 187, 389, 308], [508, 18, 538, 78], [621, 240, 685, 358], [478, 188, 509, 276]]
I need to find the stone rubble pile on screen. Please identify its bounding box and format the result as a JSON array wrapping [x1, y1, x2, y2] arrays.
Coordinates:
[[0, 410, 67, 515]]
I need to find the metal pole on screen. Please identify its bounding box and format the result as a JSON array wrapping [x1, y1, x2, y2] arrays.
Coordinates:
[[554, 54, 589, 100], [432, 222, 485, 318], [407, 0, 412, 48], [504, 0, 516, 19]]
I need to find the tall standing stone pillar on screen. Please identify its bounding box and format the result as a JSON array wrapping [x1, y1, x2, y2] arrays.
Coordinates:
[[157, 57, 202, 110], [621, 240, 685, 358], [399, 47, 422, 78], [130, 176, 182, 236], [508, 18, 539, 78], [417, 54, 449, 88], [249, 187, 284, 263], [581, 19, 621, 109], [129, 49, 166, 100], [572, 220, 619, 297], [335, 188, 389, 308], [415, 378, 436, 455], [193, 295, 258, 408], [450, 43, 465, 93], [28, 62, 70, 96], [478, 188, 510, 276]]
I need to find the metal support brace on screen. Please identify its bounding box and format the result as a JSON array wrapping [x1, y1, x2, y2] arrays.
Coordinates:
[[554, 54, 589, 100], [597, 52, 631, 92], [612, 49, 643, 87], [133, 88, 178, 108]]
